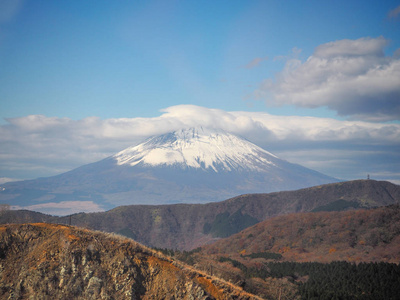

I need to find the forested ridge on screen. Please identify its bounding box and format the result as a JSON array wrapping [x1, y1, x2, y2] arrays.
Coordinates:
[[219, 259, 400, 299], [151, 248, 400, 299], [204, 204, 400, 263], [158, 205, 400, 299]]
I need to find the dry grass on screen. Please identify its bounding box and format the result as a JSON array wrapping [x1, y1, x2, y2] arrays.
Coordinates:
[[0, 223, 262, 300]]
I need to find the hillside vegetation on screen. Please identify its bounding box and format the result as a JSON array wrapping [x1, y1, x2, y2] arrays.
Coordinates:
[[171, 205, 400, 299], [0, 223, 259, 300], [203, 204, 400, 263], [1, 180, 399, 250]]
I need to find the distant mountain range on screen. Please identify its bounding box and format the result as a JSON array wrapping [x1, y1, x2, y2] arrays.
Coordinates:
[[2, 180, 399, 250], [0, 127, 338, 215]]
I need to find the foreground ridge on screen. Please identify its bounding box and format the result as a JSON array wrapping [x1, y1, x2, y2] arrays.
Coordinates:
[[0, 223, 260, 300]]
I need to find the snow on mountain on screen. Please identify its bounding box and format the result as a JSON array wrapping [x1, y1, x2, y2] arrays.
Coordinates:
[[114, 127, 278, 172], [0, 127, 340, 215]]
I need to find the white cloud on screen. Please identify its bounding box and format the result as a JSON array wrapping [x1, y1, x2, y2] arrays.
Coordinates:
[[255, 37, 400, 121], [314, 37, 387, 58], [0, 105, 399, 182]]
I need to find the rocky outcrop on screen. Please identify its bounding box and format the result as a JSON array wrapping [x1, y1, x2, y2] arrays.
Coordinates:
[[0, 223, 259, 299]]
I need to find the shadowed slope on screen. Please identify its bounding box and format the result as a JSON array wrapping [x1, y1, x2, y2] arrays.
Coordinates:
[[1, 180, 399, 250]]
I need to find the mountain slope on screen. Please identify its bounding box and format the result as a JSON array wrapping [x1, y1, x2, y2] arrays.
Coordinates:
[[175, 205, 400, 299], [201, 204, 400, 263], [1, 180, 399, 250], [0, 127, 338, 214], [0, 223, 259, 300]]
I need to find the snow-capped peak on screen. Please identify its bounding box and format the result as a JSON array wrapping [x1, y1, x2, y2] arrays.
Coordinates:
[[113, 127, 278, 172]]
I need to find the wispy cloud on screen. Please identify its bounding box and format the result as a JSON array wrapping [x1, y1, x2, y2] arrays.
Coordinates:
[[255, 37, 400, 122], [0, 177, 19, 184], [0, 0, 23, 23], [1, 105, 399, 182], [0, 0, 24, 46], [242, 57, 268, 69], [388, 5, 400, 19]]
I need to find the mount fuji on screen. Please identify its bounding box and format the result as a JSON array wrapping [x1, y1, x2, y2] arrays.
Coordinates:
[[0, 127, 339, 214], [114, 127, 279, 172]]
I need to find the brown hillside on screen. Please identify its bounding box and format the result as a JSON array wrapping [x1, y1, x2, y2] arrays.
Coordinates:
[[202, 205, 400, 263], [170, 205, 400, 298], [1, 180, 399, 250], [0, 223, 260, 300]]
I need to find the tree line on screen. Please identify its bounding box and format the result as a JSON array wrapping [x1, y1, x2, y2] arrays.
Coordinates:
[[220, 258, 400, 299]]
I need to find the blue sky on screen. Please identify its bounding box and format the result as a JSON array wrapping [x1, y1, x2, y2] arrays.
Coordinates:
[[0, 0, 400, 185], [1, 0, 399, 120]]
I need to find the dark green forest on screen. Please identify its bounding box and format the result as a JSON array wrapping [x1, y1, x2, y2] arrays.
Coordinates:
[[219, 258, 400, 299]]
